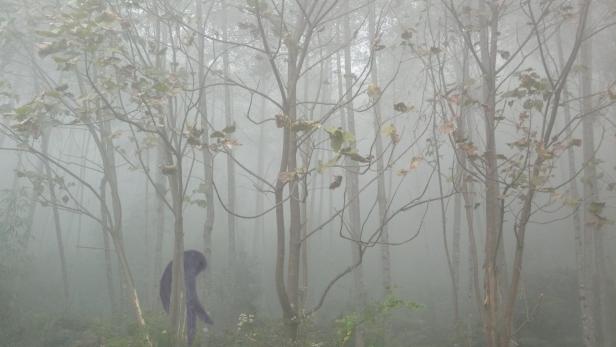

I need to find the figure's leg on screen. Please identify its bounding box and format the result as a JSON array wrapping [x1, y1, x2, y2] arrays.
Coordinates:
[[186, 307, 197, 346]]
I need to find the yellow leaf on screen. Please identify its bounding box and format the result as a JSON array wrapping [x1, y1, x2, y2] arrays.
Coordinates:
[[367, 84, 381, 98]]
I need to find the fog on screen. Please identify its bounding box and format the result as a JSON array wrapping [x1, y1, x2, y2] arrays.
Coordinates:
[[0, 0, 614, 346]]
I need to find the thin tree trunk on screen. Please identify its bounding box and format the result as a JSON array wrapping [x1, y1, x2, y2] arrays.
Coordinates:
[[453, 25, 481, 336], [165, 90, 186, 344], [284, 43, 302, 334], [579, 25, 612, 345], [110, 232, 152, 346], [41, 129, 70, 307], [457, 48, 483, 340], [23, 158, 43, 248], [143, 148, 151, 308], [368, 1, 392, 297], [100, 178, 117, 318], [152, 13, 167, 305], [579, 14, 604, 346], [221, 0, 237, 268], [557, 30, 596, 347], [254, 97, 266, 259], [499, 3, 592, 345], [299, 70, 311, 310], [197, 0, 215, 306], [153, 139, 167, 293], [342, 4, 366, 346], [478, 1, 501, 344]]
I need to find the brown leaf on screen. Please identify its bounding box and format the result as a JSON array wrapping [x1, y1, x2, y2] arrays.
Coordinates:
[[329, 175, 343, 190]]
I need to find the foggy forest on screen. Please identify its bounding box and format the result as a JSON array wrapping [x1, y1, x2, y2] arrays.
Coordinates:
[[0, 0, 615, 346]]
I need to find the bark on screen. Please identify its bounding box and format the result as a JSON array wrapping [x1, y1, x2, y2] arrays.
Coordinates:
[[254, 97, 266, 259], [22, 158, 43, 247], [153, 139, 167, 296], [454, 19, 482, 331], [165, 119, 186, 345], [299, 71, 311, 310], [284, 41, 302, 327], [342, 3, 366, 346], [578, 10, 608, 346], [557, 30, 596, 347], [41, 129, 70, 307], [143, 148, 151, 308], [433, 113, 459, 335], [496, 2, 592, 345], [152, 12, 167, 303], [477, 1, 501, 345], [74, 62, 150, 339], [110, 232, 151, 346], [221, 0, 237, 268], [368, 1, 392, 297], [99, 178, 117, 318], [197, 0, 215, 304]]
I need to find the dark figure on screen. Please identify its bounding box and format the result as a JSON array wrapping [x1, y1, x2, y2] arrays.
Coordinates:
[[160, 250, 213, 346]]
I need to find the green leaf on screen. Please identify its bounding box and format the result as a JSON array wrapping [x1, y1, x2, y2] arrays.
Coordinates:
[[394, 102, 411, 112], [325, 127, 345, 152], [343, 151, 370, 163], [222, 123, 236, 134], [589, 202, 605, 215]]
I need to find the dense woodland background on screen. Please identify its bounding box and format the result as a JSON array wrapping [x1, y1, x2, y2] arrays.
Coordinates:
[[0, 0, 615, 346]]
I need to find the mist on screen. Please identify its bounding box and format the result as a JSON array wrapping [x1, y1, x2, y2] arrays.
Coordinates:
[[0, 0, 615, 346]]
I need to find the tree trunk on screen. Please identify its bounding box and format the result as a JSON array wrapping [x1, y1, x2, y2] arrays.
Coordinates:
[[342, 3, 366, 346], [368, 1, 392, 297], [221, 0, 237, 268], [478, 1, 502, 345], [110, 233, 152, 346], [100, 178, 118, 318], [453, 24, 481, 335], [579, 14, 605, 346], [143, 148, 151, 308], [154, 139, 167, 299], [557, 30, 596, 347], [41, 129, 70, 307]]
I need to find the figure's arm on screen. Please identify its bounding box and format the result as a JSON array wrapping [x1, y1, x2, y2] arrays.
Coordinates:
[[193, 300, 214, 325]]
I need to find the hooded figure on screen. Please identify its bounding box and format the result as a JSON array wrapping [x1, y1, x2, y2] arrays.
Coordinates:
[[160, 250, 213, 346]]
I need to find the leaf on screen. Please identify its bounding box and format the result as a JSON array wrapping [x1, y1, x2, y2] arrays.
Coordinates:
[[278, 171, 296, 184], [408, 156, 423, 170], [222, 123, 236, 134], [438, 120, 455, 134], [329, 175, 343, 190], [55, 84, 69, 92], [193, 199, 207, 208], [367, 84, 381, 98], [210, 131, 225, 138], [394, 102, 411, 112], [589, 202, 605, 215], [344, 151, 370, 163], [382, 123, 400, 144], [292, 120, 320, 132], [401, 29, 414, 40], [498, 50, 511, 60], [37, 41, 67, 57], [160, 164, 177, 175], [325, 127, 347, 152]]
